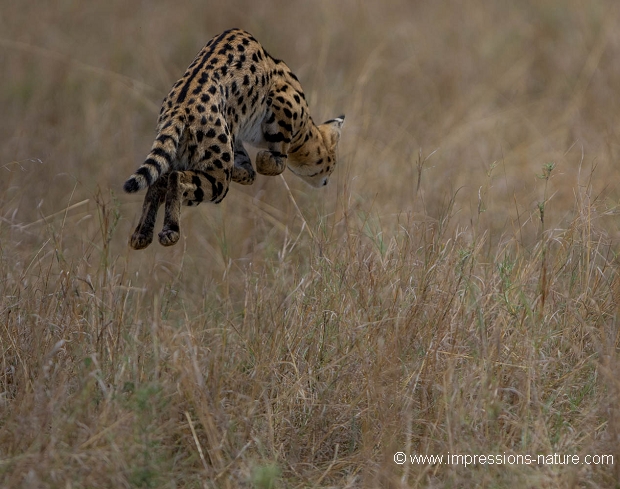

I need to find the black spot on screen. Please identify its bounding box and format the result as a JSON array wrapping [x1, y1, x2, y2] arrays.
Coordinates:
[[290, 142, 304, 153], [201, 93, 210, 103], [209, 86, 217, 95], [199, 171, 219, 202], [283, 108, 292, 118], [252, 53, 259, 62], [211, 105, 219, 113], [209, 145, 221, 154], [264, 132, 285, 143], [241, 104, 247, 115], [152, 147, 171, 161], [222, 152, 231, 162], [197, 105, 205, 113], [243, 74, 250, 86], [215, 118, 222, 126], [293, 94, 301, 103], [201, 116, 207, 125], [276, 96, 285, 104], [213, 159, 223, 169], [188, 143, 198, 160], [194, 187, 204, 202], [221, 65, 228, 76], [188, 114, 195, 123], [218, 133, 228, 143], [156, 133, 176, 145], [144, 157, 163, 174], [196, 130, 204, 142], [136, 166, 154, 186], [206, 128, 217, 138], [231, 81, 238, 94], [316, 158, 323, 165], [266, 112, 276, 124], [237, 44, 245, 52], [278, 120, 292, 132], [176, 30, 228, 103]]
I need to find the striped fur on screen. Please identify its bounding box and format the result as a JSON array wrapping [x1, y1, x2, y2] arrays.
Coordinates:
[[123, 120, 184, 193]]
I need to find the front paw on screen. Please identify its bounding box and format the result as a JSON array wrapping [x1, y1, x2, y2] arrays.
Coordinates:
[[130, 231, 153, 250], [256, 150, 286, 176], [158, 227, 180, 246]]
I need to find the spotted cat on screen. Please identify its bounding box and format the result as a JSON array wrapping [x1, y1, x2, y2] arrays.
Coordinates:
[[123, 28, 344, 250]]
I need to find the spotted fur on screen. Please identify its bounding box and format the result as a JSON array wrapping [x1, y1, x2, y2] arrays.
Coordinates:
[[123, 28, 344, 250]]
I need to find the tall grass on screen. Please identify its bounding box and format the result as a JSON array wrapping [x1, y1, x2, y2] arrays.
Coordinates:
[[2, 0, 620, 487]]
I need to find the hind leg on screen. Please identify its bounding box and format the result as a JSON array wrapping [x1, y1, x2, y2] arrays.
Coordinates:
[[158, 124, 234, 246], [129, 175, 168, 250], [158, 168, 231, 246]]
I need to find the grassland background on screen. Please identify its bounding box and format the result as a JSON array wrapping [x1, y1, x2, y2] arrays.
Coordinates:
[[2, 0, 620, 487]]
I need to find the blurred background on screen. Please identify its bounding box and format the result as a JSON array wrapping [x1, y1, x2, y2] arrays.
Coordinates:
[[3, 0, 620, 274], [3, 1, 620, 487]]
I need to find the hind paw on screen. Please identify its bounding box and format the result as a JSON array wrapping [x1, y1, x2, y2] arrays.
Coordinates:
[[158, 227, 180, 247], [130, 231, 153, 250]]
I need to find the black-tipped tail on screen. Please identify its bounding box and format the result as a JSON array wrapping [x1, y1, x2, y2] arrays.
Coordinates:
[[123, 120, 184, 193], [123, 177, 141, 193]]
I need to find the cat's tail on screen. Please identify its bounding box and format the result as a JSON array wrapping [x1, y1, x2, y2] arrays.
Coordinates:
[[123, 119, 184, 193]]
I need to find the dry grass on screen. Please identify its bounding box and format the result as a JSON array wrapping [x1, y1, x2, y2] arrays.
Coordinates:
[[2, 0, 620, 487]]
